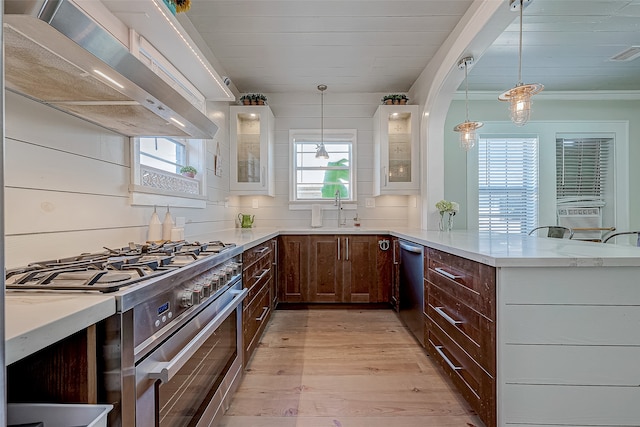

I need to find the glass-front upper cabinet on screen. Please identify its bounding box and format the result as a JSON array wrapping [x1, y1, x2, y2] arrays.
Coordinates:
[[373, 104, 420, 196], [230, 105, 275, 196]]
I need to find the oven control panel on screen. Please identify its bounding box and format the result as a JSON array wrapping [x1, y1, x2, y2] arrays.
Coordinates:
[[133, 254, 242, 345]]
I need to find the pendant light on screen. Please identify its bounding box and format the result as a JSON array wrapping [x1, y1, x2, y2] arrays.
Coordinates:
[[315, 84, 329, 159], [498, 0, 543, 126], [453, 56, 483, 151]]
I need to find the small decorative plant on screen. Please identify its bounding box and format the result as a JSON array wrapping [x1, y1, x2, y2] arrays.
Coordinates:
[[239, 93, 267, 105], [180, 165, 197, 178], [165, 0, 191, 13], [381, 94, 409, 105]]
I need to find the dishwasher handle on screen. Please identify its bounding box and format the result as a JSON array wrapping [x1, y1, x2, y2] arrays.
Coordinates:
[[399, 241, 423, 254]]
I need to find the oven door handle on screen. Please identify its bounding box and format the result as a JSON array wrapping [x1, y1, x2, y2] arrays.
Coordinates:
[[147, 288, 248, 384]]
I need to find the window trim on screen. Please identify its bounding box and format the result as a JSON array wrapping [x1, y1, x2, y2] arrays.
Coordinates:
[[466, 121, 629, 232], [288, 129, 358, 205], [129, 137, 207, 208]]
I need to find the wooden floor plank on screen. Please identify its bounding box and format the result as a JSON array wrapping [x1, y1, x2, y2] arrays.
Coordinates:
[[220, 308, 483, 426]]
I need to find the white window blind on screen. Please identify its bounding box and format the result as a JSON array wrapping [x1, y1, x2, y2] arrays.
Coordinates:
[[478, 137, 538, 234], [556, 137, 612, 202]]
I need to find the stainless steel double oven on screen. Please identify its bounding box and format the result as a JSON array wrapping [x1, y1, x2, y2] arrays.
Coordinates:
[[99, 245, 246, 427]]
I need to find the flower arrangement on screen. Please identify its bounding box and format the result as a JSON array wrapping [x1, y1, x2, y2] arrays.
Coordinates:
[[435, 200, 459, 231], [435, 199, 459, 214]]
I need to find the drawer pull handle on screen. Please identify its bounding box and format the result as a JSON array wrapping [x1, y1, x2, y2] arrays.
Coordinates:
[[256, 306, 269, 322], [256, 247, 269, 254], [434, 345, 462, 371], [254, 269, 269, 281], [434, 267, 462, 280], [434, 306, 463, 326]]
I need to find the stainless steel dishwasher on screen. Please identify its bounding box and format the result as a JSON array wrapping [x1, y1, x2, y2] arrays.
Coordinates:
[[398, 240, 424, 346]]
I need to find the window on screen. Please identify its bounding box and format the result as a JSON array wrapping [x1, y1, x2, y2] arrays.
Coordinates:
[[130, 137, 206, 208], [290, 129, 356, 202], [139, 137, 187, 174], [478, 136, 538, 233], [556, 136, 612, 202]]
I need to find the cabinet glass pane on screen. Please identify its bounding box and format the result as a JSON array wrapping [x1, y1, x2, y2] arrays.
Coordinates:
[[236, 113, 261, 183], [387, 112, 412, 183]]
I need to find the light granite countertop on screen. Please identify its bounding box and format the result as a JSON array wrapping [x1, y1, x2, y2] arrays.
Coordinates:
[[6, 227, 640, 364]]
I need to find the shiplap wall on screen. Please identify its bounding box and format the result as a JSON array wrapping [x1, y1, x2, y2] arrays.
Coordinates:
[[4, 92, 239, 268], [234, 92, 412, 229], [4, 90, 414, 267]]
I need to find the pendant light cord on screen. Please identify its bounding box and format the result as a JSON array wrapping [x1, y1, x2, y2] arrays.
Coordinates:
[[518, 0, 523, 84], [321, 88, 324, 147], [464, 61, 470, 122]]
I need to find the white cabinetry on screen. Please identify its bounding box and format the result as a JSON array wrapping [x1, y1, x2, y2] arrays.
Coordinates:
[[230, 106, 275, 196], [498, 266, 640, 426], [373, 105, 420, 196]]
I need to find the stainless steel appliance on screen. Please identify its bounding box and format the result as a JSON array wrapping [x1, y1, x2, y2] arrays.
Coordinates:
[[398, 240, 424, 346], [4, 0, 219, 138], [6, 240, 246, 427]]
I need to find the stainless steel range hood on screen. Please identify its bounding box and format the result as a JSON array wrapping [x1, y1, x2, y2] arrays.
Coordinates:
[[4, 0, 219, 138]]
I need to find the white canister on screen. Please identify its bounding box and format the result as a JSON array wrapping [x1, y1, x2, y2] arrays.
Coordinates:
[[170, 227, 185, 241], [162, 206, 174, 241], [147, 207, 162, 242]]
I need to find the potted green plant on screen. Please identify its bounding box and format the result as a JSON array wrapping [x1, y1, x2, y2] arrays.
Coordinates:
[[381, 94, 409, 105], [395, 94, 409, 105], [381, 94, 394, 105], [239, 94, 251, 105], [256, 94, 267, 105], [180, 165, 197, 178]]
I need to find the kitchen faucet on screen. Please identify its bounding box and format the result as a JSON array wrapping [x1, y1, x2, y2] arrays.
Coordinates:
[[334, 190, 346, 227]]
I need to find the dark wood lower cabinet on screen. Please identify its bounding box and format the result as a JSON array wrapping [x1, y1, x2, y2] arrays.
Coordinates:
[[309, 235, 342, 302], [278, 235, 310, 302], [243, 239, 276, 366], [278, 234, 392, 304], [424, 247, 496, 427], [7, 326, 98, 404]]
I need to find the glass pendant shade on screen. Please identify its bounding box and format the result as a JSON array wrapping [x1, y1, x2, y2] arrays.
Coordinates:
[[454, 120, 482, 151], [498, 0, 543, 126], [453, 56, 483, 151], [316, 84, 329, 159], [498, 83, 543, 126], [315, 143, 329, 159]]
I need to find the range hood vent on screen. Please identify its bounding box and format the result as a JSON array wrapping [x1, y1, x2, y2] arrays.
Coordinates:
[[4, 0, 219, 139]]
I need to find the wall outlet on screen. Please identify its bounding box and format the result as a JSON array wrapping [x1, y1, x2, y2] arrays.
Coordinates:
[[365, 198, 375, 208], [252, 198, 259, 209]]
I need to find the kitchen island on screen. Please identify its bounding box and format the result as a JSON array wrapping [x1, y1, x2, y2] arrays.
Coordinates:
[[5, 228, 640, 426]]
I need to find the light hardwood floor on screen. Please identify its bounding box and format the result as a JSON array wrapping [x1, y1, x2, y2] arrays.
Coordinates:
[[220, 308, 483, 427]]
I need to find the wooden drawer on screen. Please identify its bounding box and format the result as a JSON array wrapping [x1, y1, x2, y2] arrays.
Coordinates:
[[243, 255, 271, 308], [426, 281, 495, 375], [426, 248, 495, 319], [427, 320, 496, 427], [243, 243, 272, 270], [243, 283, 271, 365]]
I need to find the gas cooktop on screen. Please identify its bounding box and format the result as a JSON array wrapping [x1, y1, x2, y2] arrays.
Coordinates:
[[5, 240, 237, 293]]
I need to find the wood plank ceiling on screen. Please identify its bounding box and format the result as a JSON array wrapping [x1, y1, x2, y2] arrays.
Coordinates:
[[183, 0, 474, 93], [182, 0, 640, 94]]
